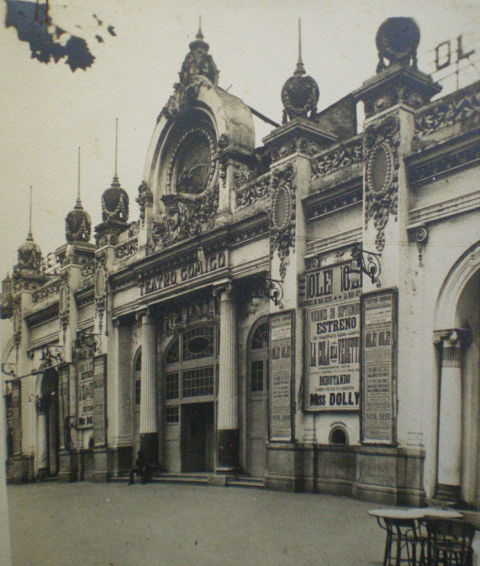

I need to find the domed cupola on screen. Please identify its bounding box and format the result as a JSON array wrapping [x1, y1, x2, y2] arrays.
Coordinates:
[[281, 19, 319, 123], [15, 188, 42, 274], [179, 19, 219, 87], [95, 121, 130, 247], [101, 176, 129, 224], [66, 149, 91, 243]]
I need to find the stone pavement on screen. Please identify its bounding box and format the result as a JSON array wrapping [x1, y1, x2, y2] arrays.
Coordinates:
[[7, 482, 385, 566]]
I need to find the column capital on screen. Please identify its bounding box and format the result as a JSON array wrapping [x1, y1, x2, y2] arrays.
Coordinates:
[[213, 281, 233, 298], [433, 328, 471, 347], [136, 307, 153, 322]]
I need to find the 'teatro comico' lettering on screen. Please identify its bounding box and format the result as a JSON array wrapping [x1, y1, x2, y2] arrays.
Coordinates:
[[139, 252, 226, 296]]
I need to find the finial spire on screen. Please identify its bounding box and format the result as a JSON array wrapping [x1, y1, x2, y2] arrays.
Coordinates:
[[114, 118, 118, 179], [294, 18, 306, 76], [197, 16, 203, 40], [75, 147, 83, 209], [27, 186, 33, 241]]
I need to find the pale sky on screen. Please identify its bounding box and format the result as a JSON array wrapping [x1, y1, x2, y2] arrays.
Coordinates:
[[0, 0, 479, 281]]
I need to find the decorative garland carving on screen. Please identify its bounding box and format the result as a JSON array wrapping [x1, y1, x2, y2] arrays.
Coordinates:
[[414, 83, 480, 139], [235, 173, 271, 208], [311, 137, 364, 179], [94, 253, 107, 333], [269, 162, 296, 280], [364, 114, 400, 252], [59, 280, 70, 336], [114, 238, 138, 262], [159, 76, 214, 122]]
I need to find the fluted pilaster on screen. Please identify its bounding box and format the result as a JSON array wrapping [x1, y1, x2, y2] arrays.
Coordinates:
[[139, 310, 158, 466], [215, 284, 239, 472]]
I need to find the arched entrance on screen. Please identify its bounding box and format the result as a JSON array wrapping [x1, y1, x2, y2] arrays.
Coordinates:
[[37, 368, 59, 477], [246, 318, 269, 478], [434, 242, 480, 507], [163, 324, 218, 473]]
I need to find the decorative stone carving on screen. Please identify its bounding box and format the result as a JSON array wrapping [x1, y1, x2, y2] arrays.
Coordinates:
[[375, 18, 420, 73], [311, 137, 364, 179], [65, 200, 91, 243], [233, 168, 255, 190], [80, 259, 95, 288], [282, 73, 319, 124], [408, 225, 428, 264], [235, 173, 270, 208], [101, 177, 129, 223], [269, 162, 296, 280], [32, 278, 61, 304], [114, 238, 138, 262], [364, 114, 400, 252], [136, 181, 153, 222], [59, 280, 70, 335], [163, 296, 218, 335], [15, 237, 42, 273], [13, 296, 21, 351], [159, 28, 218, 121], [270, 136, 321, 163], [414, 83, 480, 139]]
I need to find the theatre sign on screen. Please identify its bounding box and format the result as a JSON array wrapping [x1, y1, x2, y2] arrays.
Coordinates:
[[304, 262, 362, 412]]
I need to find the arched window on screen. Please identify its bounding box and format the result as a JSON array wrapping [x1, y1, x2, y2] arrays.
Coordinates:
[[329, 427, 348, 446], [249, 321, 269, 393]]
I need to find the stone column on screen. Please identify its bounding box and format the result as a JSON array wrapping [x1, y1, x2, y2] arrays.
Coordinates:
[[435, 330, 466, 498], [37, 398, 48, 474], [139, 310, 158, 467], [214, 283, 239, 473]]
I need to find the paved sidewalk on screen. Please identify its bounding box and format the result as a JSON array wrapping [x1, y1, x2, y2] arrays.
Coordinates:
[[7, 482, 385, 566]]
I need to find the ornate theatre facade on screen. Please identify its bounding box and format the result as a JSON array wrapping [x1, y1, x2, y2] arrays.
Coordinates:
[[2, 18, 479, 507]]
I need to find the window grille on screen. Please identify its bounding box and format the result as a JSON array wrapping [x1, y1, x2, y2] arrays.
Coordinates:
[[182, 367, 214, 398], [135, 380, 141, 405], [182, 326, 215, 361], [251, 360, 264, 392], [165, 372, 180, 400], [165, 406, 179, 424], [251, 322, 269, 350], [165, 338, 180, 365]]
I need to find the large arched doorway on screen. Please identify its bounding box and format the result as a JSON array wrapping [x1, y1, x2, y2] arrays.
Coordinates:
[[163, 324, 218, 473], [246, 318, 269, 478], [434, 242, 480, 507], [37, 368, 59, 477]]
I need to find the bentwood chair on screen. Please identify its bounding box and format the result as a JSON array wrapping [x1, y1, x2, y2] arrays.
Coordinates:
[[425, 518, 475, 566]]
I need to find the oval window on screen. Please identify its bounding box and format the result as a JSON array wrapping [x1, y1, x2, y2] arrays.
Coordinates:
[[186, 336, 211, 356], [367, 143, 393, 194], [273, 186, 291, 230]]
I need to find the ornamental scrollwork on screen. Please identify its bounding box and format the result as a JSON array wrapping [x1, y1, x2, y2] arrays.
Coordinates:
[[311, 137, 364, 179], [414, 84, 480, 139], [235, 172, 271, 209], [114, 238, 138, 262], [364, 114, 400, 252], [269, 162, 296, 280], [13, 296, 21, 352]]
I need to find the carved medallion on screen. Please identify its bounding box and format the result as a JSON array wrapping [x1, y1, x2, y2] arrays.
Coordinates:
[[366, 142, 394, 194]]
